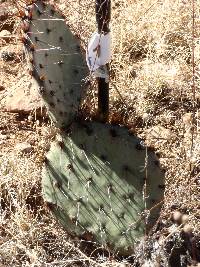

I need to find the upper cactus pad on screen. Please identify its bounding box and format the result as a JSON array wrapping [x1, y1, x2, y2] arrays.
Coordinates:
[[23, 1, 88, 127], [42, 121, 164, 254]]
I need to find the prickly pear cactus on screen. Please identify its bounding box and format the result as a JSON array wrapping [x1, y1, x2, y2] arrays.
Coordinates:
[[42, 121, 164, 254], [22, 1, 88, 127], [21, 0, 165, 255]]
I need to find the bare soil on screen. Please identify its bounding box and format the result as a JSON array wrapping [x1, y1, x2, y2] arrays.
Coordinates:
[[0, 0, 199, 266]]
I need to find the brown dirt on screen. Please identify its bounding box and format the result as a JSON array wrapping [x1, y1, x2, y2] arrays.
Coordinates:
[[0, 0, 199, 266]]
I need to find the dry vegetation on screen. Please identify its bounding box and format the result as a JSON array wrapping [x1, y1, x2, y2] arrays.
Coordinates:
[[0, 0, 199, 266]]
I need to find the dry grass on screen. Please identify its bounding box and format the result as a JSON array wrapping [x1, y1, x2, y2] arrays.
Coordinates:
[[0, 0, 199, 266], [63, 0, 200, 227]]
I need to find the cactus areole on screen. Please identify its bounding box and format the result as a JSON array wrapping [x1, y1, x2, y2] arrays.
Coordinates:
[[22, 1, 88, 128], [21, 0, 165, 256], [43, 122, 165, 254]]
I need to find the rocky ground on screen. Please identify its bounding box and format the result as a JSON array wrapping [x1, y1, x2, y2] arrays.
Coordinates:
[[0, 0, 200, 266]]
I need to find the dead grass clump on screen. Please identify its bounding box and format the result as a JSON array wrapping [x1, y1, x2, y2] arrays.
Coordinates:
[[0, 0, 200, 265]]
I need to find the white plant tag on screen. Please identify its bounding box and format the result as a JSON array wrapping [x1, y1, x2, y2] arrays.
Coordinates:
[[86, 32, 112, 72]]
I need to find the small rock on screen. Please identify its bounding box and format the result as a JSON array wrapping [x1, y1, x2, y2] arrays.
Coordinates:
[[181, 214, 189, 224], [172, 210, 182, 224], [29, 139, 36, 146], [142, 112, 151, 121], [20, 222, 30, 231], [2, 76, 46, 116], [35, 120, 40, 126], [183, 224, 193, 234], [15, 143, 33, 154]]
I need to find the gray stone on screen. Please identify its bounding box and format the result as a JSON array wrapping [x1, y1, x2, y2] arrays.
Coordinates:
[[1, 75, 46, 117], [15, 143, 33, 154]]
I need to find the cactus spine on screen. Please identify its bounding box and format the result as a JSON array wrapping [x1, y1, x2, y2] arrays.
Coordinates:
[[22, 1, 165, 255], [22, 0, 88, 128], [43, 121, 164, 254]]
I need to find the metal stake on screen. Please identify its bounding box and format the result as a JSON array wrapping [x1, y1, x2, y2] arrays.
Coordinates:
[[95, 0, 111, 122]]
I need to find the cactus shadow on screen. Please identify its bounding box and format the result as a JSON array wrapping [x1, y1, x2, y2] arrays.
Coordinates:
[[68, 122, 165, 230], [43, 121, 165, 255]]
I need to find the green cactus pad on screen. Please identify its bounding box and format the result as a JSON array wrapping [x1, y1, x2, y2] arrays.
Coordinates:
[[23, 1, 88, 127], [42, 121, 164, 254]]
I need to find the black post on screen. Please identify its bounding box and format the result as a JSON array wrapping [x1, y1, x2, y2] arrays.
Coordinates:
[[95, 0, 111, 122], [96, 0, 111, 33]]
